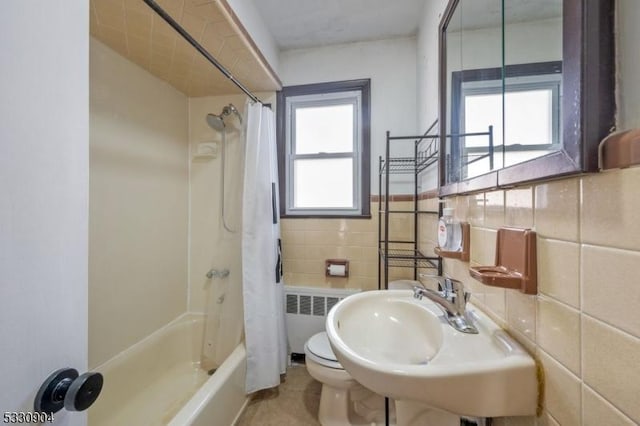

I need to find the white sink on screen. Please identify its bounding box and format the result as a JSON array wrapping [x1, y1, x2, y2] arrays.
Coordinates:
[[326, 290, 538, 422]]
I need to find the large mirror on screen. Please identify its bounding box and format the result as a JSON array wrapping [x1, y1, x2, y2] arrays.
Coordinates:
[[439, 0, 615, 195]]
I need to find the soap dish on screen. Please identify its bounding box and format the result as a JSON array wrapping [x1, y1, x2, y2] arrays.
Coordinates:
[[434, 222, 470, 261], [469, 227, 537, 295]]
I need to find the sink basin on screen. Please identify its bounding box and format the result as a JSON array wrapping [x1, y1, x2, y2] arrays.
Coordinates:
[[326, 290, 538, 420], [330, 292, 443, 366]]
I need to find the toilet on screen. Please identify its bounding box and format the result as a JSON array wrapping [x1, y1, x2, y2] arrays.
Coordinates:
[[304, 331, 393, 426]]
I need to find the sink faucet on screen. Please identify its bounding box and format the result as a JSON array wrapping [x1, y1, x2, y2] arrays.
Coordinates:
[[413, 277, 478, 334]]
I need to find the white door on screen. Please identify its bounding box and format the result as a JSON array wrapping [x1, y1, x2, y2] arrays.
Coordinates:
[[0, 1, 89, 425]]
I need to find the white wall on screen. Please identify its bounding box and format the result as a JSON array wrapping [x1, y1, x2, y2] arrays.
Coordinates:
[[417, 0, 449, 190], [225, 0, 280, 75], [447, 18, 562, 74], [0, 1, 88, 421], [417, 0, 449, 133], [89, 39, 189, 368], [280, 37, 418, 193]]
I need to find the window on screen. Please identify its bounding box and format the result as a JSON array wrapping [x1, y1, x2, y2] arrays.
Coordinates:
[[462, 76, 561, 149], [450, 61, 562, 179], [277, 80, 370, 217]]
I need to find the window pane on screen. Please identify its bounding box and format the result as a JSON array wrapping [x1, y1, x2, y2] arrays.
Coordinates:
[[505, 89, 553, 146], [294, 158, 353, 208], [295, 104, 354, 154], [504, 150, 551, 168], [464, 93, 503, 148]]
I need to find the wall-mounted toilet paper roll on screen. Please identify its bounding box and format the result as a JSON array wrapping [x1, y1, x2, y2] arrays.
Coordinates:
[[325, 259, 349, 277], [327, 264, 346, 276]]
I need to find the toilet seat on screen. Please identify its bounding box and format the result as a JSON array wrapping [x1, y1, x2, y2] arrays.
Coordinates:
[[304, 332, 343, 369]]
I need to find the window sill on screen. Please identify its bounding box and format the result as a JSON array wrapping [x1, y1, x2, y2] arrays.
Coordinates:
[[280, 214, 372, 219]]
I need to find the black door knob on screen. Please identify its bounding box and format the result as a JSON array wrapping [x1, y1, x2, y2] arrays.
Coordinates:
[[34, 368, 103, 415]]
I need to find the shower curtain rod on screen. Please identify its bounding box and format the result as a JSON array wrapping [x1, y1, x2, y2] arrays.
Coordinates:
[[142, 0, 262, 104]]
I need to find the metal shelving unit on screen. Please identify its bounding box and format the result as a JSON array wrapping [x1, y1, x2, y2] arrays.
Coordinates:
[[377, 121, 443, 290], [380, 248, 439, 269]]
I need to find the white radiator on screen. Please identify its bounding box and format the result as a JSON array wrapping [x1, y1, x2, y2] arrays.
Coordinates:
[[284, 286, 360, 354]]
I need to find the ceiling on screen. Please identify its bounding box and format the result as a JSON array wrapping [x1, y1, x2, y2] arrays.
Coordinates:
[[90, 0, 561, 96], [90, 0, 281, 97], [253, 0, 428, 50], [448, 0, 562, 31]]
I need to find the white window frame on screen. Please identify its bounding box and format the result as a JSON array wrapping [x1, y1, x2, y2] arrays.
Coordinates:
[[284, 90, 364, 216]]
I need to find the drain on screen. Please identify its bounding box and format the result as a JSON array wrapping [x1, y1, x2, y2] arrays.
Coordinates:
[[207, 368, 217, 376]]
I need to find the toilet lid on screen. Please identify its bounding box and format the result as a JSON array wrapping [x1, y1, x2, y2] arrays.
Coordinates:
[[307, 332, 337, 361], [304, 332, 344, 369]]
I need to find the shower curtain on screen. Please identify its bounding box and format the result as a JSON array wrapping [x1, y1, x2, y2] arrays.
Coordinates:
[[242, 102, 287, 393]]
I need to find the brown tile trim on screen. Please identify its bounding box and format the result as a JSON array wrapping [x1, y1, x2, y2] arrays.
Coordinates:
[[418, 189, 439, 200], [370, 189, 439, 202], [370, 194, 414, 202], [218, 0, 283, 90]]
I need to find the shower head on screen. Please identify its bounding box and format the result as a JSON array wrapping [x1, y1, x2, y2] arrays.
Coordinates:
[[206, 113, 226, 131], [221, 104, 242, 124], [205, 103, 242, 132]]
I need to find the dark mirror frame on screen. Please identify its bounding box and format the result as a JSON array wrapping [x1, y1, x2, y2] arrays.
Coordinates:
[[438, 0, 615, 196]]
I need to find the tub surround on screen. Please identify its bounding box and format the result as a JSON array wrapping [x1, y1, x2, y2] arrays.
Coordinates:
[[89, 43, 252, 426], [187, 93, 275, 315], [90, 38, 276, 373], [90, 38, 189, 368]]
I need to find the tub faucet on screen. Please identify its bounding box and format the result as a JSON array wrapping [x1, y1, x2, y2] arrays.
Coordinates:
[[413, 277, 478, 334], [206, 268, 230, 279]]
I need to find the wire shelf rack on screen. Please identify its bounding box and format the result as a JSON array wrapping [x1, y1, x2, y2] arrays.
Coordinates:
[[380, 153, 439, 174], [379, 248, 439, 269]]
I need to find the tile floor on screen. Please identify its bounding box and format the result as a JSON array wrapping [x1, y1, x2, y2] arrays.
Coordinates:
[[235, 365, 322, 426], [234, 366, 482, 426]]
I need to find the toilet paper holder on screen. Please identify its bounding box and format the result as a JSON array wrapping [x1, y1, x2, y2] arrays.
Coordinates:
[[325, 259, 349, 277]]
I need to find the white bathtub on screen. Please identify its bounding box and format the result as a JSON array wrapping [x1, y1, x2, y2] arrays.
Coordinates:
[[90, 314, 248, 426]]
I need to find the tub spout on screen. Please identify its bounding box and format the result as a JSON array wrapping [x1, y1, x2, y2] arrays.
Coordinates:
[[206, 269, 230, 279]]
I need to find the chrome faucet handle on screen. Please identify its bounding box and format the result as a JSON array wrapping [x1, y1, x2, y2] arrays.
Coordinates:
[[418, 273, 448, 292], [418, 274, 464, 295], [444, 278, 464, 294], [444, 279, 471, 312], [442, 278, 455, 294]]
